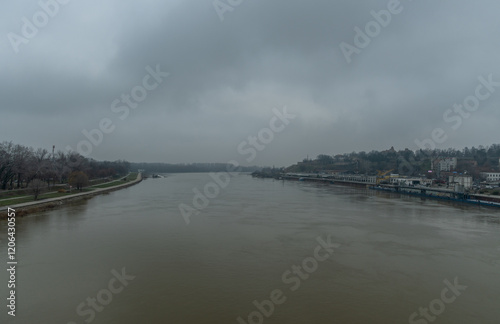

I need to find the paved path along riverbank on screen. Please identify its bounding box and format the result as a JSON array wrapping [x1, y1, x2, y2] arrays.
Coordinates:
[[0, 173, 143, 218]]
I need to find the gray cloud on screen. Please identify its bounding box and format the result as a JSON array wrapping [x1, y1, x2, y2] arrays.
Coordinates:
[[1, 0, 499, 166]]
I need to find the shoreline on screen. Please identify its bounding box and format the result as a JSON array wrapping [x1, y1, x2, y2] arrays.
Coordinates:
[[277, 174, 500, 209], [0, 173, 143, 219], [370, 185, 500, 208]]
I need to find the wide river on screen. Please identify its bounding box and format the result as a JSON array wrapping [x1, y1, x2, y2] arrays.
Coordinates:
[[1, 173, 500, 324]]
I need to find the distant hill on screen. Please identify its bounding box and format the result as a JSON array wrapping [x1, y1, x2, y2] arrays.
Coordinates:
[[130, 162, 260, 173], [285, 144, 500, 177]]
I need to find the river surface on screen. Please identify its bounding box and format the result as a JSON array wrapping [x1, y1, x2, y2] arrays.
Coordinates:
[[1, 173, 500, 324]]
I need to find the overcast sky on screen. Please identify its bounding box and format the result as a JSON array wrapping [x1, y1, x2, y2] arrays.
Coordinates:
[[1, 0, 499, 166]]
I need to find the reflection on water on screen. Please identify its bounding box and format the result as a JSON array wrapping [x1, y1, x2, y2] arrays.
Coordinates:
[[1, 173, 499, 323]]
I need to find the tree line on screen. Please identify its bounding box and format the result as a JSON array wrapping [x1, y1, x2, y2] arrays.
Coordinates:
[[0, 141, 130, 191], [130, 162, 259, 174], [287, 144, 500, 176]]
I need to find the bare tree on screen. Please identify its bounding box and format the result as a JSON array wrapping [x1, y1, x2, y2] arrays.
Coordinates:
[[29, 179, 46, 200], [26, 148, 50, 187], [0, 141, 15, 190], [66, 151, 89, 172], [2, 142, 130, 193], [54, 151, 70, 184], [12, 144, 31, 189], [69, 171, 89, 191]]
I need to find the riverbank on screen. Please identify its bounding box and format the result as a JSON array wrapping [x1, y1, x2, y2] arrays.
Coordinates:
[[280, 174, 500, 209], [370, 185, 500, 208], [0, 173, 143, 219]]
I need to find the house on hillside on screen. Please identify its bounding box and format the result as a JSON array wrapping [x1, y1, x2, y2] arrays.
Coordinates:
[[431, 157, 457, 172], [480, 172, 500, 183]]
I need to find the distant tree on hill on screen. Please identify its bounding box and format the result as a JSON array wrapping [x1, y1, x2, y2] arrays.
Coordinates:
[[316, 154, 334, 165]]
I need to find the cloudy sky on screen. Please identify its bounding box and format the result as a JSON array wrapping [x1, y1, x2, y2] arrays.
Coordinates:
[[1, 0, 499, 166]]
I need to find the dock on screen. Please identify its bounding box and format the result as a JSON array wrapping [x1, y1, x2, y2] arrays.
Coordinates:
[[280, 173, 500, 208], [283, 174, 375, 187]]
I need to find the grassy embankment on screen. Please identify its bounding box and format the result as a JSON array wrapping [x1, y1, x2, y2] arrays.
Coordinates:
[[91, 173, 138, 189], [0, 173, 137, 207]]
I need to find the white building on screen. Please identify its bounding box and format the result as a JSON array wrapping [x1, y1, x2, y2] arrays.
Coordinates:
[[449, 175, 472, 189], [480, 172, 500, 183], [432, 157, 457, 172], [333, 174, 377, 184], [390, 177, 423, 186]]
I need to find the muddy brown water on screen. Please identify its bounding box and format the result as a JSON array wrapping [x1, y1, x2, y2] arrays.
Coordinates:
[[1, 173, 499, 323]]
